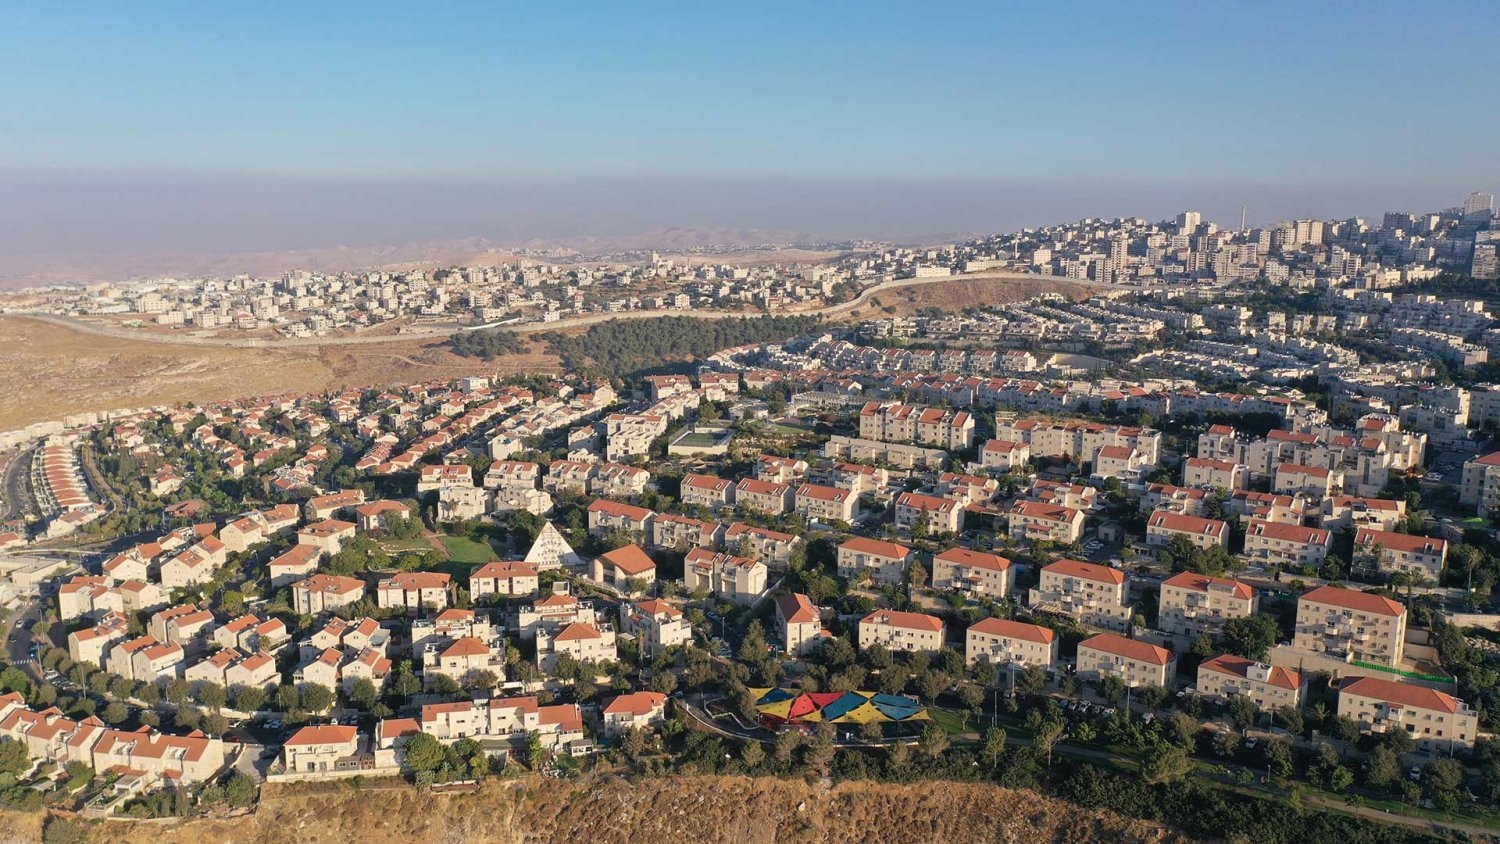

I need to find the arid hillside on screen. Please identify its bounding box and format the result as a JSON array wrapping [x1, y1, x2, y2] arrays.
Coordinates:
[[11, 775, 1190, 844], [0, 317, 558, 431], [832, 277, 1089, 321]]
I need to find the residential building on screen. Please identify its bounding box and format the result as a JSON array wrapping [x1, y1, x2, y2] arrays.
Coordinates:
[[1182, 458, 1248, 490], [591, 544, 657, 593], [836, 536, 915, 586], [1029, 559, 1131, 631], [1293, 585, 1407, 667], [1008, 500, 1085, 543], [618, 599, 691, 656], [894, 492, 964, 534], [1146, 511, 1228, 552], [930, 547, 1011, 599], [1353, 528, 1447, 579], [601, 691, 668, 736], [1242, 519, 1331, 567], [469, 561, 540, 601], [376, 571, 452, 612], [1157, 573, 1256, 638], [857, 610, 945, 654], [965, 617, 1057, 669], [773, 593, 827, 657], [1196, 654, 1304, 710], [291, 574, 366, 616], [794, 483, 858, 523], [683, 548, 766, 603], [1076, 633, 1176, 688], [1337, 676, 1477, 752]]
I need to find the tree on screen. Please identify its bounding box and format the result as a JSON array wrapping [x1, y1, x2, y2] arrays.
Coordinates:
[[1228, 695, 1260, 731], [920, 670, 950, 703], [886, 740, 911, 773], [300, 684, 334, 714], [958, 683, 985, 726], [1424, 758, 1464, 811], [740, 739, 764, 769], [918, 722, 950, 758], [773, 730, 801, 766], [233, 685, 267, 713], [41, 818, 90, 844], [198, 681, 227, 711], [621, 726, 650, 760], [982, 727, 1008, 768], [103, 701, 129, 724], [1166, 713, 1199, 749], [803, 734, 836, 771], [1035, 718, 1065, 770], [272, 683, 298, 712], [1264, 737, 1293, 780], [224, 772, 258, 808], [0, 737, 28, 776], [1141, 743, 1192, 784], [1211, 729, 1240, 759], [1365, 744, 1401, 791], [403, 733, 445, 775], [392, 664, 422, 699], [1221, 614, 1279, 661], [349, 678, 380, 709]]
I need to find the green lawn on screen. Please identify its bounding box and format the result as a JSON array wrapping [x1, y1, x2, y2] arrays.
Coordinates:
[[930, 706, 978, 738], [436, 534, 502, 564]]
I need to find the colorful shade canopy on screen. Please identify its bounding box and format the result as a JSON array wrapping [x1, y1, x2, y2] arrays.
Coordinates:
[[751, 687, 929, 725]]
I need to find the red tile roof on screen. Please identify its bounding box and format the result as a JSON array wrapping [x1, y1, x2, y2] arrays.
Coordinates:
[[1043, 558, 1125, 585], [968, 617, 1054, 644], [1301, 585, 1405, 617], [861, 609, 944, 633], [1340, 676, 1460, 713], [1199, 654, 1301, 691], [1080, 633, 1171, 666]]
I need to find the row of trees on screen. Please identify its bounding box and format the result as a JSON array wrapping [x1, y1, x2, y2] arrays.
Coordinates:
[[542, 314, 822, 378]]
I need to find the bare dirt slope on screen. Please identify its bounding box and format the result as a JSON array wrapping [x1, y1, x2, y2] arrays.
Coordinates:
[[0, 317, 558, 431], [834, 277, 1089, 321], [20, 775, 1189, 844]]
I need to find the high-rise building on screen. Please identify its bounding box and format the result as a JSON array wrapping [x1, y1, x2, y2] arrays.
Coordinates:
[[1175, 211, 1202, 233], [1474, 243, 1499, 281], [1464, 191, 1494, 218]]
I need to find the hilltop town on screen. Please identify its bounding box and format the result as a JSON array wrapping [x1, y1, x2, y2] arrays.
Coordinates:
[[2, 197, 1500, 843]]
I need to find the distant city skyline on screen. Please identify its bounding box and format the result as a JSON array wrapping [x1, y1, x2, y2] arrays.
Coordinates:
[[2, 2, 1498, 275]]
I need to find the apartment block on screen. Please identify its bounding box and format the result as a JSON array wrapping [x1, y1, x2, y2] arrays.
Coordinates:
[[965, 617, 1057, 669], [1196, 654, 1304, 710], [1337, 676, 1477, 751], [1028, 559, 1131, 631], [857, 609, 945, 654], [1076, 633, 1176, 688], [931, 547, 1011, 599], [1293, 585, 1407, 667], [1157, 572, 1256, 638]]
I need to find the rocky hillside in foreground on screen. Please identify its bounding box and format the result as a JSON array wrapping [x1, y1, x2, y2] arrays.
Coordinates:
[[12, 775, 1190, 844]]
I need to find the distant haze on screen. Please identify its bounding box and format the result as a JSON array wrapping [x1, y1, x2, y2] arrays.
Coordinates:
[[0, 170, 1482, 284]]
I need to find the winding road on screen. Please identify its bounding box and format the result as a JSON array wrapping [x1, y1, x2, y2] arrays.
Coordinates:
[[11, 270, 1139, 350]]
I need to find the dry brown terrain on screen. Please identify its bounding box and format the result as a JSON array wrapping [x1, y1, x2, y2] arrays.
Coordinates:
[[833, 277, 1090, 322], [9, 775, 1190, 844], [0, 316, 558, 431]]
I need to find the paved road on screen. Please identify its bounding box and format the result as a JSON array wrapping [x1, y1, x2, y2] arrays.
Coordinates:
[[11, 270, 1142, 350], [2, 596, 42, 679], [0, 446, 37, 521]]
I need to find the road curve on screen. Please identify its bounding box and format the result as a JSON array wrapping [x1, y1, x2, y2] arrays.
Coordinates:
[[8, 271, 1131, 350]]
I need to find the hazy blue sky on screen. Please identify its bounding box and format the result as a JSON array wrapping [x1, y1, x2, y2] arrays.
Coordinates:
[[2, 1, 1497, 269]]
